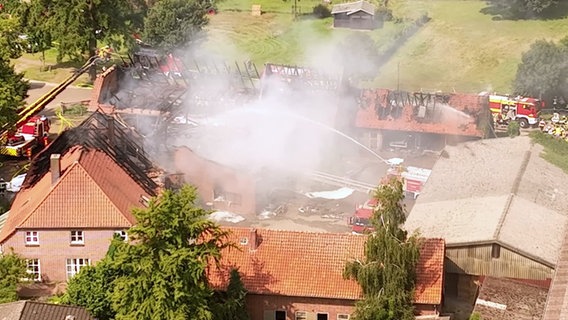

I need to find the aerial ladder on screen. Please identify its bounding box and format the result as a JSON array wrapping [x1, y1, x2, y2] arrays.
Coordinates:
[[0, 56, 100, 157]]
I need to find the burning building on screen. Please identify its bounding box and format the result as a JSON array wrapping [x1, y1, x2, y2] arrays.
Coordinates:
[[355, 89, 492, 151]]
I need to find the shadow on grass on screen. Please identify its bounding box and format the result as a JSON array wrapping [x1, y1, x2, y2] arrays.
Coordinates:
[[49, 60, 85, 71], [480, 1, 568, 20]]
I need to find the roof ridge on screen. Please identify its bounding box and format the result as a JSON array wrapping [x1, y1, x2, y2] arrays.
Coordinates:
[[493, 147, 532, 241], [78, 152, 134, 226]]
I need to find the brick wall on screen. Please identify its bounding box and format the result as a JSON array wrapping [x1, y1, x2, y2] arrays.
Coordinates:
[[89, 67, 119, 112], [3, 229, 119, 283], [246, 294, 356, 320], [174, 147, 257, 216]]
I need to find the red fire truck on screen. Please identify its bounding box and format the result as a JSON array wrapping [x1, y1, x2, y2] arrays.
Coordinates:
[[488, 94, 543, 129], [348, 198, 378, 234], [2, 116, 50, 157]]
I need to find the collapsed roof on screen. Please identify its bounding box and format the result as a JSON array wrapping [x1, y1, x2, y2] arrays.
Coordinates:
[[356, 89, 489, 137]]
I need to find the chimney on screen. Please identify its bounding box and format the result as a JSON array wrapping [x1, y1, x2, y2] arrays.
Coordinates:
[[50, 154, 61, 185], [249, 228, 258, 250], [107, 116, 115, 146]]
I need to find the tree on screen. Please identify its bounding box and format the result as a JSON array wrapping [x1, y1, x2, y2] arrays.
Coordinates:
[[110, 185, 231, 320], [45, 0, 146, 79], [0, 250, 28, 303], [62, 236, 125, 320], [143, 0, 209, 52], [0, 13, 25, 60], [0, 60, 30, 128], [211, 269, 251, 320], [343, 178, 421, 320], [482, 0, 559, 19], [514, 39, 568, 104], [18, 0, 55, 66]]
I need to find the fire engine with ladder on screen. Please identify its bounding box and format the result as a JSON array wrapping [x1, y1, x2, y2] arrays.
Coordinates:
[[488, 93, 543, 129], [0, 56, 100, 158]]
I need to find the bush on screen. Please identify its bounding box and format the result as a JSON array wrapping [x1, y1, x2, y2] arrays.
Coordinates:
[[469, 312, 482, 320], [507, 120, 520, 137], [313, 4, 331, 18], [375, 6, 393, 21]]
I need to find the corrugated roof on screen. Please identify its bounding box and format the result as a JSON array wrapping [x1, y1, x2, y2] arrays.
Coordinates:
[[208, 227, 445, 305], [404, 136, 568, 266], [331, 0, 375, 15], [0, 300, 94, 320]]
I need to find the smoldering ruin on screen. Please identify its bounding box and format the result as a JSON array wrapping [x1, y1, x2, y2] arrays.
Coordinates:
[[88, 47, 488, 232]]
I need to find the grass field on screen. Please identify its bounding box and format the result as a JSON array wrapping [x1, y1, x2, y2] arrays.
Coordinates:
[[203, 0, 568, 94]]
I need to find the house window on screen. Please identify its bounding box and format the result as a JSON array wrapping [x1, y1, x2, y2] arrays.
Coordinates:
[[295, 312, 307, 320], [275, 310, 286, 320], [25, 231, 39, 245], [491, 243, 501, 259], [317, 313, 328, 320], [26, 259, 41, 281], [337, 315, 350, 320], [66, 258, 90, 279], [70, 231, 84, 245], [114, 230, 128, 242]]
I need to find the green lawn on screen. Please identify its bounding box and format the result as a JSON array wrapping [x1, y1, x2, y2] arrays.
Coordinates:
[[204, 0, 568, 94]]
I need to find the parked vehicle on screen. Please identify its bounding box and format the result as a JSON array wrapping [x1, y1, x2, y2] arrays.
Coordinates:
[[488, 94, 543, 128]]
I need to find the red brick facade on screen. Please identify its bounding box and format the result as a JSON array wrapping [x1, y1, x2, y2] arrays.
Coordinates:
[[246, 294, 355, 320], [174, 147, 257, 215], [1, 229, 121, 283]]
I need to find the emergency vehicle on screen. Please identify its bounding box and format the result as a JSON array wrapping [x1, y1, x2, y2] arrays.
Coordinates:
[[488, 94, 543, 129], [348, 198, 377, 234], [1, 116, 50, 157]]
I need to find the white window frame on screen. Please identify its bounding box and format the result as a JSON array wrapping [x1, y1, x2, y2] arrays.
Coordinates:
[[337, 314, 350, 320], [295, 311, 307, 320], [114, 230, 128, 242], [25, 231, 39, 245], [25, 259, 41, 282], [70, 230, 84, 245], [66, 258, 90, 279]]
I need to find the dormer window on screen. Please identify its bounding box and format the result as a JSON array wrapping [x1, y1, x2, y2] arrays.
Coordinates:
[[70, 231, 84, 245], [25, 231, 39, 245]]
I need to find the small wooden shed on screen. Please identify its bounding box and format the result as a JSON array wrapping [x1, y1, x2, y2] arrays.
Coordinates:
[[331, 0, 377, 30]]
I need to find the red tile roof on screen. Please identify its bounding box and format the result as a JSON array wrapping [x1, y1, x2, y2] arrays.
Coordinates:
[[355, 89, 486, 137], [208, 227, 445, 305], [0, 146, 151, 242]]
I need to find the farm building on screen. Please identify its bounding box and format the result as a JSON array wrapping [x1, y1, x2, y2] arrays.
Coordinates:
[[355, 89, 491, 152], [331, 1, 377, 30], [208, 227, 446, 318], [404, 136, 568, 298]]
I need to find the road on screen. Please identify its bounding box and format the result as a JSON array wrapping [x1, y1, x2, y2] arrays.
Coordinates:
[[25, 81, 93, 112]]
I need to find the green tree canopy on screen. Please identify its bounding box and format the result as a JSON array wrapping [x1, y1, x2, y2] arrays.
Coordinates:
[[0, 59, 29, 128], [211, 269, 251, 320], [44, 0, 146, 63], [0, 250, 28, 303], [143, 0, 209, 52], [0, 13, 25, 60], [343, 178, 421, 320], [514, 39, 568, 104], [63, 185, 232, 320], [481, 0, 559, 19]]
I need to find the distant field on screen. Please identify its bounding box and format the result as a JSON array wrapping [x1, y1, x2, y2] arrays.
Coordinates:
[[204, 0, 568, 94]]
